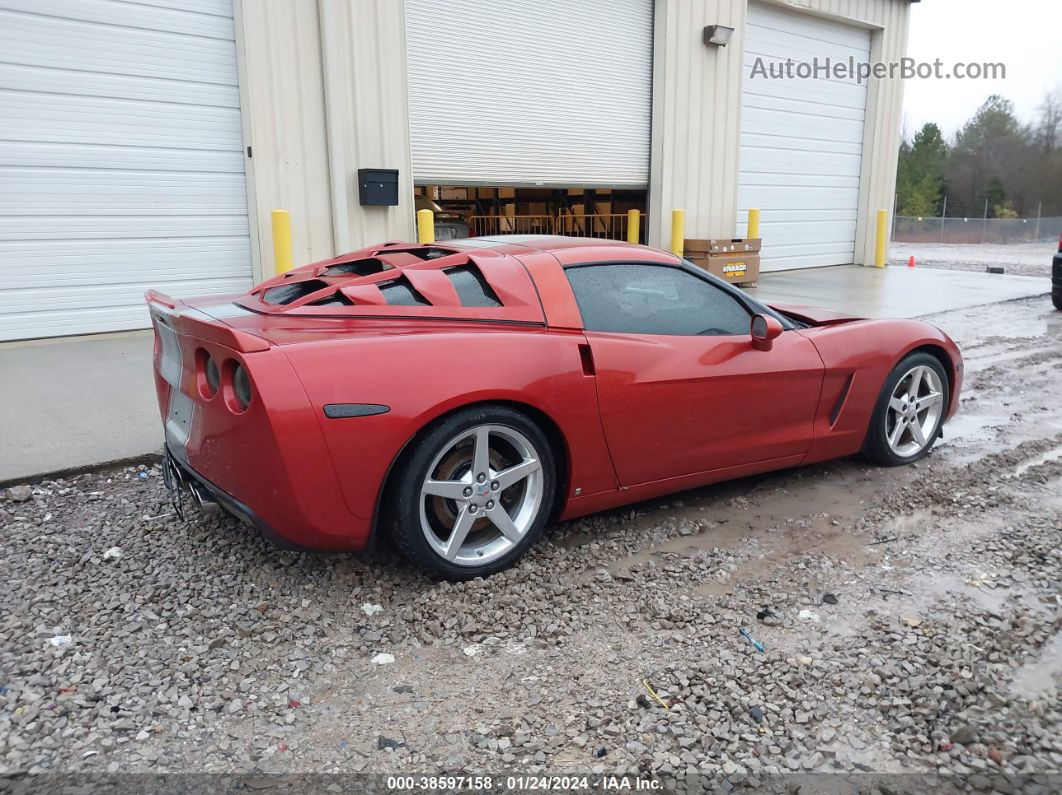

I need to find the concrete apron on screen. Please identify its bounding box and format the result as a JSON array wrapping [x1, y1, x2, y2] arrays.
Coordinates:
[[0, 265, 1050, 485], [746, 264, 1048, 319], [1, 330, 159, 485]]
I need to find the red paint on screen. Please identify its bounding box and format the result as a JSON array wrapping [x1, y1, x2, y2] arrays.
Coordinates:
[[146, 238, 963, 552]]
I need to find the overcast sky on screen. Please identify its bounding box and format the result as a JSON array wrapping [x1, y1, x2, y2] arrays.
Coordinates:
[[902, 0, 1062, 140]]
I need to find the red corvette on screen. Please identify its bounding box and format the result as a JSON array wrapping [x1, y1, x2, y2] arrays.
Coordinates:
[[146, 236, 962, 579]]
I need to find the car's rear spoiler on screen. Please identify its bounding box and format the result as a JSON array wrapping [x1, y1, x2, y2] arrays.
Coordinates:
[[145, 290, 270, 353]]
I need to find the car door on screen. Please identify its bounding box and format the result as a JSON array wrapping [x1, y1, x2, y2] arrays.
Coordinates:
[[565, 262, 824, 487]]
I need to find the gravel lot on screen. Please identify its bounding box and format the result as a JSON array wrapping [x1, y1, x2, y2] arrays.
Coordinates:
[[890, 241, 1055, 278], [2, 295, 1061, 791]]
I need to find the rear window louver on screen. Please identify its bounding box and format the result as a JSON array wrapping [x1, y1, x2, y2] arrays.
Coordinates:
[[381, 246, 457, 261], [445, 265, 502, 307], [262, 279, 329, 305], [308, 292, 354, 307], [378, 278, 430, 306], [322, 258, 393, 277]]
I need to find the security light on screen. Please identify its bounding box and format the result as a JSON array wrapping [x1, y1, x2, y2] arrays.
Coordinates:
[[703, 25, 734, 47]]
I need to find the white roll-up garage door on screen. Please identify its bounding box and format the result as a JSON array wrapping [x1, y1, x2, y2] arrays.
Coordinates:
[[738, 3, 870, 271], [0, 0, 253, 341], [405, 0, 653, 187]]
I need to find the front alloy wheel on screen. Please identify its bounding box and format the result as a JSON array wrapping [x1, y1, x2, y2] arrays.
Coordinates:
[[864, 352, 950, 466], [387, 406, 555, 579], [884, 364, 945, 458]]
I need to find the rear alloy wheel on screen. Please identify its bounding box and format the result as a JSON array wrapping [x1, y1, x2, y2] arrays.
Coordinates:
[[864, 353, 949, 466], [388, 407, 555, 579]]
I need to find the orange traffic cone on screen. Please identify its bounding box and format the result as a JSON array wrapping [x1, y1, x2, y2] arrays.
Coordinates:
[[907, 255, 916, 268]]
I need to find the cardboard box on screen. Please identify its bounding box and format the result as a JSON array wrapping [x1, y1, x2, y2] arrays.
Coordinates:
[[686, 238, 762, 255], [685, 238, 761, 287]]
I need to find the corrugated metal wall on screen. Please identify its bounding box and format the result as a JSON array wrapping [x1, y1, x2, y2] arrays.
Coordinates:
[[648, 0, 910, 266], [238, 0, 908, 273], [236, 0, 413, 278], [318, 0, 414, 252]]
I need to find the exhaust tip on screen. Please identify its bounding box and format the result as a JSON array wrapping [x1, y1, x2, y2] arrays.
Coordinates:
[[188, 481, 221, 515]]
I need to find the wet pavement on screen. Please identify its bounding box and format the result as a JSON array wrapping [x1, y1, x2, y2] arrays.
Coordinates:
[[747, 262, 1048, 319]]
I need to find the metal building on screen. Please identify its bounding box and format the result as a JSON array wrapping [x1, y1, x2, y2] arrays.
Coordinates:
[[0, 0, 914, 341]]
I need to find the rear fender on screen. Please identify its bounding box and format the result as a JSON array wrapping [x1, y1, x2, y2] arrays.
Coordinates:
[[146, 292, 361, 549], [282, 329, 617, 525]]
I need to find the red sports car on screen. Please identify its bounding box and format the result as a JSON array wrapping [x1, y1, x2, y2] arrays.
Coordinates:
[[146, 236, 962, 579]]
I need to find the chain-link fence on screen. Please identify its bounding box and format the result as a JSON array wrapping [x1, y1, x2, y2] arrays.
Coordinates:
[[892, 215, 1062, 245]]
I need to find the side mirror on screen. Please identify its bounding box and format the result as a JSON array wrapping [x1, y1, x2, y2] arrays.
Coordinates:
[[751, 314, 783, 351]]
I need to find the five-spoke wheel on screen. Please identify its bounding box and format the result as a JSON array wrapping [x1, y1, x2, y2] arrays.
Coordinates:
[[419, 424, 544, 566], [387, 407, 555, 579], [884, 364, 945, 458], [865, 353, 950, 466]]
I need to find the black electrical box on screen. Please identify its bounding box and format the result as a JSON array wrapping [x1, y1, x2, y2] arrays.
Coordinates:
[[357, 168, 399, 206]]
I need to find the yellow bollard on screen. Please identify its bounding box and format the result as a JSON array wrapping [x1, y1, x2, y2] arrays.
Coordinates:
[[875, 209, 888, 268], [271, 209, 293, 275], [417, 209, 435, 244], [626, 209, 640, 244], [747, 208, 760, 240], [670, 209, 685, 257]]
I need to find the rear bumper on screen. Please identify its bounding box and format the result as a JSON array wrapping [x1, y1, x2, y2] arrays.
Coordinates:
[[165, 446, 364, 553]]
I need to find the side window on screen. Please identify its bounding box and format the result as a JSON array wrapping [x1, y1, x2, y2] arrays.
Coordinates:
[[565, 263, 752, 336]]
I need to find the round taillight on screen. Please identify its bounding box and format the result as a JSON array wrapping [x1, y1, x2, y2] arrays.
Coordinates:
[[204, 355, 220, 396], [232, 363, 252, 411]]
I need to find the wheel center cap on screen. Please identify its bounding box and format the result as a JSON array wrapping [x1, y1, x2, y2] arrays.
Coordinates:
[[473, 482, 490, 498]]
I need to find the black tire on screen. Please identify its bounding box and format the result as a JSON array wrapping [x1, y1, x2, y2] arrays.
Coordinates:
[[386, 405, 556, 580], [1052, 289, 1062, 311], [863, 352, 950, 467]]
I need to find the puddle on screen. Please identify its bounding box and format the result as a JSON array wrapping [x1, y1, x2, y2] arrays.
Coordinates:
[[879, 569, 1049, 619], [1012, 444, 1062, 476], [939, 411, 1010, 445], [966, 343, 1057, 369], [589, 464, 885, 596], [1011, 631, 1062, 699]]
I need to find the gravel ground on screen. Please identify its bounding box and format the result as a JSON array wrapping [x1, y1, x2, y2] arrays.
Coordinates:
[[2, 295, 1061, 792], [889, 241, 1055, 278]]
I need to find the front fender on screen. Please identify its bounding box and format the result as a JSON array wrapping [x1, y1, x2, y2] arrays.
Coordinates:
[[799, 319, 963, 464]]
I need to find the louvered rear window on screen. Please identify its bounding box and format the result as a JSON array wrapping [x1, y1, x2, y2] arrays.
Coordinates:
[[308, 292, 354, 307], [322, 258, 392, 277], [445, 265, 502, 307], [262, 279, 329, 305], [379, 279, 430, 306]]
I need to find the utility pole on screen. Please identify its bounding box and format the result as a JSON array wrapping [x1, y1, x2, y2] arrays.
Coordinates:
[[981, 198, 989, 244], [1035, 201, 1043, 241], [940, 195, 948, 243]]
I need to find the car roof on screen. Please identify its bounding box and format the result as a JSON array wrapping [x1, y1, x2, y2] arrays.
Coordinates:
[[449, 235, 680, 265]]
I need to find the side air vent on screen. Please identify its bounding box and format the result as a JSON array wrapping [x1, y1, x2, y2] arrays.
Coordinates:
[[262, 279, 330, 305], [308, 291, 354, 307], [445, 265, 502, 307], [322, 258, 393, 277], [378, 278, 430, 306]]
